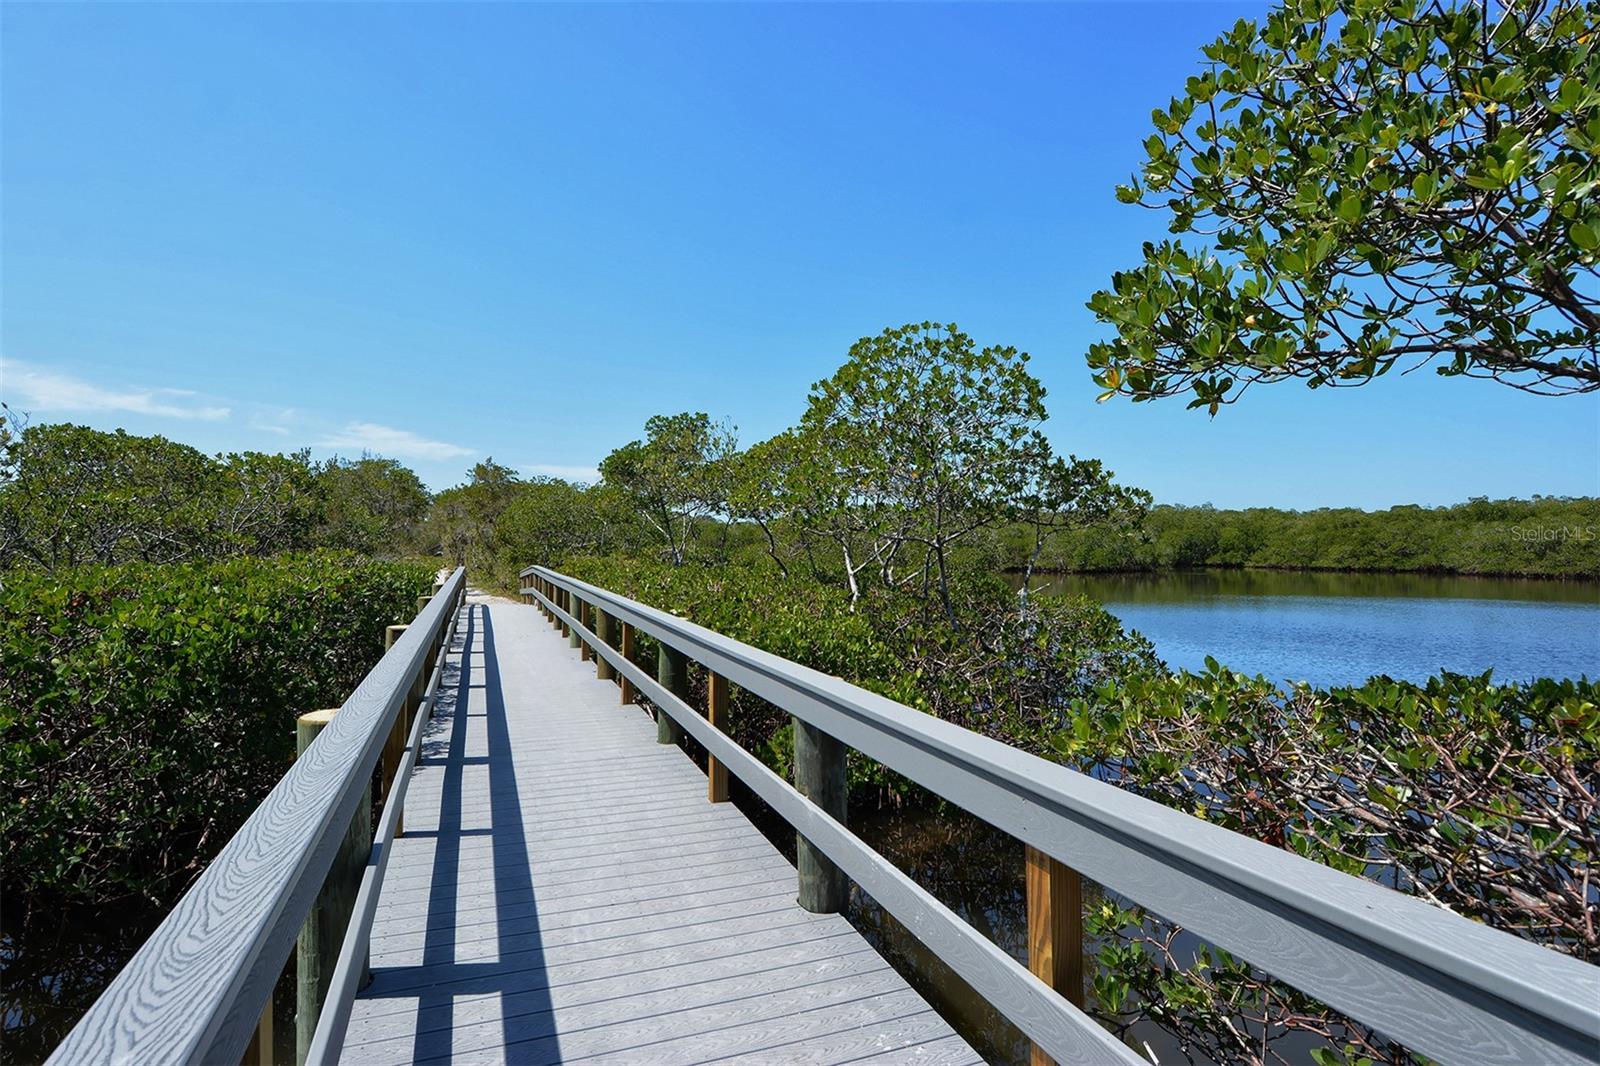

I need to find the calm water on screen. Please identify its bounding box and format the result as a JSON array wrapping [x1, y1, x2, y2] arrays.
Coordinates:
[[1017, 569, 1599, 687]]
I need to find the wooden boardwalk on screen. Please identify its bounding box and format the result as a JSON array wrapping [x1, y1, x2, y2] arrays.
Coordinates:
[[337, 594, 978, 1065]]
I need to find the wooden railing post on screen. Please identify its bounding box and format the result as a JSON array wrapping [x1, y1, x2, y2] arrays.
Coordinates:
[[620, 623, 637, 704], [559, 589, 571, 638], [242, 999, 272, 1066], [707, 672, 730, 803], [416, 594, 430, 615], [294, 708, 371, 1065], [794, 719, 847, 912], [595, 607, 616, 680], [570, 596, 584, 650], [578, 601, 594, 661], [656, 643, 687, 745], [1026, 846, 1085, 1066]]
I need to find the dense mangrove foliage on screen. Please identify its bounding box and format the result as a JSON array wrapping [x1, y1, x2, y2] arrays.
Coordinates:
[[1, 553, 435, 907], [1005, 495, 1599, 577]]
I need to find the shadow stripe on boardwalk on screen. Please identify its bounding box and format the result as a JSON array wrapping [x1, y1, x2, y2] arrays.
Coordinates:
[[340, 595, 977, 1066]]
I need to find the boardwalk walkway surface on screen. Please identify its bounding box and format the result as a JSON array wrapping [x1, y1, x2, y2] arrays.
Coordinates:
[[338, 594, 979, 1065]]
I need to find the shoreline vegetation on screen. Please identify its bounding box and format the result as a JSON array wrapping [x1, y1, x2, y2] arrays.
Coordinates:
[[989, 498, 1600, 581], [1008, 560, 1599, 581]]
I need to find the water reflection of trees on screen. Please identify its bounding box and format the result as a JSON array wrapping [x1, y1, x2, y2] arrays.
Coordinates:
[[1021, 568, 1600, 606], [849, 805, 1030, 1065], [2, 903, 157, 1064]]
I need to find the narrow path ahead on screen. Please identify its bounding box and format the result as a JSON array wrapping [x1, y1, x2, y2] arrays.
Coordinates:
[[338, 596, 978, 1065]]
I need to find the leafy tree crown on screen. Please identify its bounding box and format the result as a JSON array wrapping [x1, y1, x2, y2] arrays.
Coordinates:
[[1089, 0, 1600, 412]]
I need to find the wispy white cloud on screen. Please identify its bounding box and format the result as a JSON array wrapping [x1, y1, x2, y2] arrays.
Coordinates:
[[1, 359, 231, 421], [522, 463, 600, 484], [318, 421, 474, 461], [248, 407, 299, 436]]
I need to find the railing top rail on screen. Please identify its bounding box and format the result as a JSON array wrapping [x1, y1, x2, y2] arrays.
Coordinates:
[[527, 565, 1600, 1066], [49, 567, 467, 1066]]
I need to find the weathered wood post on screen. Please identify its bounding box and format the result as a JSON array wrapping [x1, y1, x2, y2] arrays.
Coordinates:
[[656, 643, 687, 745], [1026, 846, 1085, 1066], [620, 623, 637, 704], [416, 594, 430, 615], [794, 719, 847, 912], [559, 588, 572, 638], [569, 595, 583, 650], [294, 708, 372, 1065], [579, 601, 594, 662], [707, 672, 730, 803], [594, 606, 616, 680]]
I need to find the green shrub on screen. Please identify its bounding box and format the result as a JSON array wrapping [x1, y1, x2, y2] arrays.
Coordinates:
[[1059, 665, 1599, 958], [556, 556, 1160, 799], [560, 556, 908, 790], [0, 552, 436, 906], [1057, 664, 1597, 1062]]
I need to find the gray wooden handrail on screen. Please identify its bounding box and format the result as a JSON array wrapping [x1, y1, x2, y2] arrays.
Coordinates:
[[524, 564, 1600, 1066], [48, 567, 468, 1066], [301, 597, 463, 1066]]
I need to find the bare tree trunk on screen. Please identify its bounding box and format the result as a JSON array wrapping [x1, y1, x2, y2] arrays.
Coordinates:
[[756, 518, 789, 577], [1020, 517, 1048, 607], [934, 539, 956, 624]]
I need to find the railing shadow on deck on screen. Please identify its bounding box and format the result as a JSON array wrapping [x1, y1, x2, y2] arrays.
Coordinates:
[[351, 603, 562, 1064]]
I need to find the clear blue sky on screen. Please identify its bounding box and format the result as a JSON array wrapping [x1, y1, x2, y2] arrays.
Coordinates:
[[3, 1, 1596, 507]]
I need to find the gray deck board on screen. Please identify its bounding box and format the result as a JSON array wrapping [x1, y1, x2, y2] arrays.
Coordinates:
[[339, 595, 977, 1065]]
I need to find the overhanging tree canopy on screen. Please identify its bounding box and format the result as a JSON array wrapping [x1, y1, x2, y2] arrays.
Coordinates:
[[1088, 0, 1600, 411]]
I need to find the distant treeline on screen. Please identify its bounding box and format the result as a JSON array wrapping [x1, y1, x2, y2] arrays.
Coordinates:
[[997, 497, 1600, 579], [4, 423, 1595, 582], [0, 422, 433, 569]]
